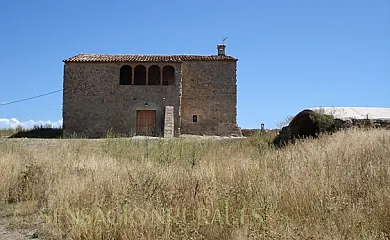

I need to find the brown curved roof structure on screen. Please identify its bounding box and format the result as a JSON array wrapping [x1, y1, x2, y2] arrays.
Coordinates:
[[289, 109, 319, 138]]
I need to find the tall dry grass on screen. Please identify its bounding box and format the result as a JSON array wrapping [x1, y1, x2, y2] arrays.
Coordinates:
[[0, 129, 389, 239]]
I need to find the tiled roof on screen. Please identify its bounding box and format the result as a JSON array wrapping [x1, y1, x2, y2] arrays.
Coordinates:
[[63, 53, 237, 63]]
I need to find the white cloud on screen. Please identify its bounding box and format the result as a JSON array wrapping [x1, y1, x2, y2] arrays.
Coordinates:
[[0, 118, 63, 129]]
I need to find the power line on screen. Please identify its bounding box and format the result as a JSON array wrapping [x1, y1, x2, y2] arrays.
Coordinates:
[[0, 89, 63, 107]]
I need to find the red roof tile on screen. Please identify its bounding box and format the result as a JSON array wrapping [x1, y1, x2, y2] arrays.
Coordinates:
[[63, 53, 237, 63]]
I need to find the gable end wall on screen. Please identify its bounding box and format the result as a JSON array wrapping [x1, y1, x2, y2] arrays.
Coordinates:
[[180, 61, 239, 136]]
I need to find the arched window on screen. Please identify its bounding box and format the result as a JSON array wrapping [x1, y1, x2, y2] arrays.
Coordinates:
[[148, 65, 161, 85], [134, 65, 146, 85], [119, 65, 132, 85], [163, 66, 175, 85]]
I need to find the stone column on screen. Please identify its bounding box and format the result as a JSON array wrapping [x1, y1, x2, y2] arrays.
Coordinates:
[[164, 106, 174, 138], [131, 67, 134, 85], [145, 67, 149, 85], [160, 67, 163, 85]]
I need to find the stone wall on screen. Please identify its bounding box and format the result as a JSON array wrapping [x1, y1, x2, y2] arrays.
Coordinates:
[[63, 59, 241, 138], [63, 62, 181, 137], [180, 61, 240, 136]]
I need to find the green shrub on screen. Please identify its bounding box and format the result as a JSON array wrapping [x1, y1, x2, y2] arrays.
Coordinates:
[[309, 111, 335, 133], [249, 131, 277, 153]]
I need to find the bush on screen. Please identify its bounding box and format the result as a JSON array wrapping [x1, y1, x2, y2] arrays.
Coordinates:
[[10, 126, 62, 138], [249, 131, 278, 152], [276, 115, 294, 128], [309, 111, 335, 133], [8, 163, 46, 205]]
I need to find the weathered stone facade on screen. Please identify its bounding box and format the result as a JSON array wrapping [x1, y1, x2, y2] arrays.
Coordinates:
[[63, 46, 241, 137], [181, 61, 238, 136]]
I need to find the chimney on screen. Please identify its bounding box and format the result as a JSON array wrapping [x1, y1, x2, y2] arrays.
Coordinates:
[[217, 44, 226, 56]]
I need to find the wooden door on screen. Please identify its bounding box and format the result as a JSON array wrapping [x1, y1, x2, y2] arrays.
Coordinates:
[[136, 110, 156, 136]]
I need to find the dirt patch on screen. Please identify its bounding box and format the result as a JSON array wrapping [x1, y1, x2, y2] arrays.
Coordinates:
[[0, 219, 34, 240], [0, 207, 41, 240]]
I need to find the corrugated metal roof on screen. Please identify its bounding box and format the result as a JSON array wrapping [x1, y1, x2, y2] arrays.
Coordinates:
[[310, 107, 390, 120], [63, 53, 237, 63]]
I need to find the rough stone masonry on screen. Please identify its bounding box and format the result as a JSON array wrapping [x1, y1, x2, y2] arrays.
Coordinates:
[[62, 44, 242, 138]]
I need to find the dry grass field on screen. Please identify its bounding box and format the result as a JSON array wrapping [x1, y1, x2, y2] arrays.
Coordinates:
[[0, 129, 389, 239]]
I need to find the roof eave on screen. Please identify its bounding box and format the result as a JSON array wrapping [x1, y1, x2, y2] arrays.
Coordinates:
[[63, 53, 237, 63]]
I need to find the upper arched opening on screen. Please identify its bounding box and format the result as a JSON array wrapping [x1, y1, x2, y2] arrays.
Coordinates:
[[119, 65, 132, 85], [162, 66, 175, 85], [134, 65, 146, 85], [148, 65, 161, 85]]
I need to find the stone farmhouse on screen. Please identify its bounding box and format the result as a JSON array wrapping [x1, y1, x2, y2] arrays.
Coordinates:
[[62, 44, 241, 138]]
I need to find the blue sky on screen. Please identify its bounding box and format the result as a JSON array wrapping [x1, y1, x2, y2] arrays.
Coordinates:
[[0, 0, 389, 129]]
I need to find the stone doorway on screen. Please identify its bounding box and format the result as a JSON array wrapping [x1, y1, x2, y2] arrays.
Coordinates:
[[136, 110, 157, 136]]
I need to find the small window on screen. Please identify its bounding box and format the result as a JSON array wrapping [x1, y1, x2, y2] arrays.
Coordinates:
[[120, 65, 132, 85], [193, 115, 198, 122]]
